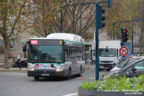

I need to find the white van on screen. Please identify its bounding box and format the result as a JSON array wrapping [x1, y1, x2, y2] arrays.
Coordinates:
[[99, 40, 121, 70]]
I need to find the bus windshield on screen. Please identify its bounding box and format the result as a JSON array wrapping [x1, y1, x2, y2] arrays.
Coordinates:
[[99, 48, 117, 57], [28, 45, 63, 63]]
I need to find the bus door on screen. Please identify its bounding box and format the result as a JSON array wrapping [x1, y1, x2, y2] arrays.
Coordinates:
[[69, 48, 77, 73]]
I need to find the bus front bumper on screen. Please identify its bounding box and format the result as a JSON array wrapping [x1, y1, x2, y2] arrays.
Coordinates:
[[27, 69, 68, 77]]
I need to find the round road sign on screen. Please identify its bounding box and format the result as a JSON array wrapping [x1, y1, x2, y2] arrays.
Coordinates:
[[119, 46, 129, 56]]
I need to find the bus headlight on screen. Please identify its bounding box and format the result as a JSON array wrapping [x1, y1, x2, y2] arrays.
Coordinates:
[[28, 65, 35, 71], [56, 65, 64, 72]]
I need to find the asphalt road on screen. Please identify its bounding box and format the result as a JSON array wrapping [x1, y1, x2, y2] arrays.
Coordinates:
[[0, 65, 107, 96]]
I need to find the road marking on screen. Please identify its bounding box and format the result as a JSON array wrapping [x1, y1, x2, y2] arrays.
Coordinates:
[[63, 93, 78, 96]]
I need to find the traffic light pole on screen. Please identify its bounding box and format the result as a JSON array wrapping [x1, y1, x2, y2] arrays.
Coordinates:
[[95, 2, 100, 80], [95, 1, 112, 80], [121, 28, 129, 61], [121, 28, 124, 60], [95, 2, 110, 80], [121, 28, 124, 45]]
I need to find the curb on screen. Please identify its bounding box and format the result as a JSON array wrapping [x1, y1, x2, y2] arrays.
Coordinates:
[[0, 70, 27, 72], [0, 68, 27, 72]]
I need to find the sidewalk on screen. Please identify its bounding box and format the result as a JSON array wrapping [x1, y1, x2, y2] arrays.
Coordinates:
[[0, 67, 27, 72]]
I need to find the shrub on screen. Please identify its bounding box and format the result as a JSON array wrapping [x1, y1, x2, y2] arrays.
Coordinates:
[[80, 82, 97, 90], [80, 75, 144, 92]]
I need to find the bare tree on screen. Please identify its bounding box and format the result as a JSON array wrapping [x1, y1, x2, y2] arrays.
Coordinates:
[[0, 0, 26, 69], [56, 0, 97, 40], [31, 0, 63, 37], [138, 0, 144, 55], [32, 0, 100, 40]]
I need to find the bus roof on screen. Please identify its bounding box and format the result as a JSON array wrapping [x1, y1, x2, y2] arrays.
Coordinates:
[[46, 33, 84, 42]]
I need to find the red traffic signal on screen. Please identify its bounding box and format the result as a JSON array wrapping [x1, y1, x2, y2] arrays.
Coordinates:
[[123, 29, 127, 33], [122, 29, 128, 42]]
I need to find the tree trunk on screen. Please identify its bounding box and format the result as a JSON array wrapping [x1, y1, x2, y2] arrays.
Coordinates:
[[2, 0, 9, 69], [3, 39, 9, 69]]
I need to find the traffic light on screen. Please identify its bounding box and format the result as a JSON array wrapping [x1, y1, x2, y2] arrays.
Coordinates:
[[122, 28, 128, 42], [108, 0, 112, 8], [96, 4, 106, 29], [101, 8, 105, 28]]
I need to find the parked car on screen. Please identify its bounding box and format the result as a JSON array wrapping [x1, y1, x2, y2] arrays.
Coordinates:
[[110, 57, 141, 73], [103, 58, 144, 79]]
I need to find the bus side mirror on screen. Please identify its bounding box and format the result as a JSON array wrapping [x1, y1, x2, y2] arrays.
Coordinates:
[[23, 43, 27, 52], [23, 42, 30, 52]]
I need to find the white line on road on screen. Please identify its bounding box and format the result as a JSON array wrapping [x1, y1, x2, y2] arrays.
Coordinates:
[[63, 93, 78, 96]]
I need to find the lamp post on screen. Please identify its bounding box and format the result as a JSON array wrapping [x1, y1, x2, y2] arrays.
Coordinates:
[[112, 23, 115, 40], [60, 10, 63, 32]]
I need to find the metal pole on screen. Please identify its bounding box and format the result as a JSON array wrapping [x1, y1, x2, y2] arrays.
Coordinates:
[[80, 7, 82, 33], [121, 28, 124, 46], [132, 30, 134, 54], [60, 10, 63, 32], [131, 0, 134, 55], [95, 2, 100, 80], [121, 28, 124, 61], [113, 23, 115, 40]]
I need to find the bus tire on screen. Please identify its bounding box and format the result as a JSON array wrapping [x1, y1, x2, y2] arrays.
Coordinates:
[[99, 68, 102, 71], [66, 69, 71, 80], [78, 66, 82, 77], [34, 76, 39, 81]]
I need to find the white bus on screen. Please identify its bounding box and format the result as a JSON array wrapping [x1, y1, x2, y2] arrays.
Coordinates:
[[23, 33, 85, 80]]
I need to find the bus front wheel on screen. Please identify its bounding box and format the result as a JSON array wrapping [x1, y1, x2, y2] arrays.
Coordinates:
[[66, 69, 71, 80], [34, 76, 39, 81], [78, 66, 82, 77]]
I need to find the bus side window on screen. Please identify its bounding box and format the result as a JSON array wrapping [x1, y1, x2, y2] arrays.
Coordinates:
[[65, 50, 69, 61], [80, 50, 83, 61], [69, 48, 73, 60]]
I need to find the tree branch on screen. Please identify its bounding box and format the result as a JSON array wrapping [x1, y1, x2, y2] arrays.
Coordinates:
[[9, 0, 26, 38]]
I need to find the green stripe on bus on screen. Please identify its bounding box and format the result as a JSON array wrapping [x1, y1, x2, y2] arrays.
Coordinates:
[[64, 40, 83, 44]]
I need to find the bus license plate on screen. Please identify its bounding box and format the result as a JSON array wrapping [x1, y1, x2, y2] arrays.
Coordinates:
[[41, 74, 50, 76]]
